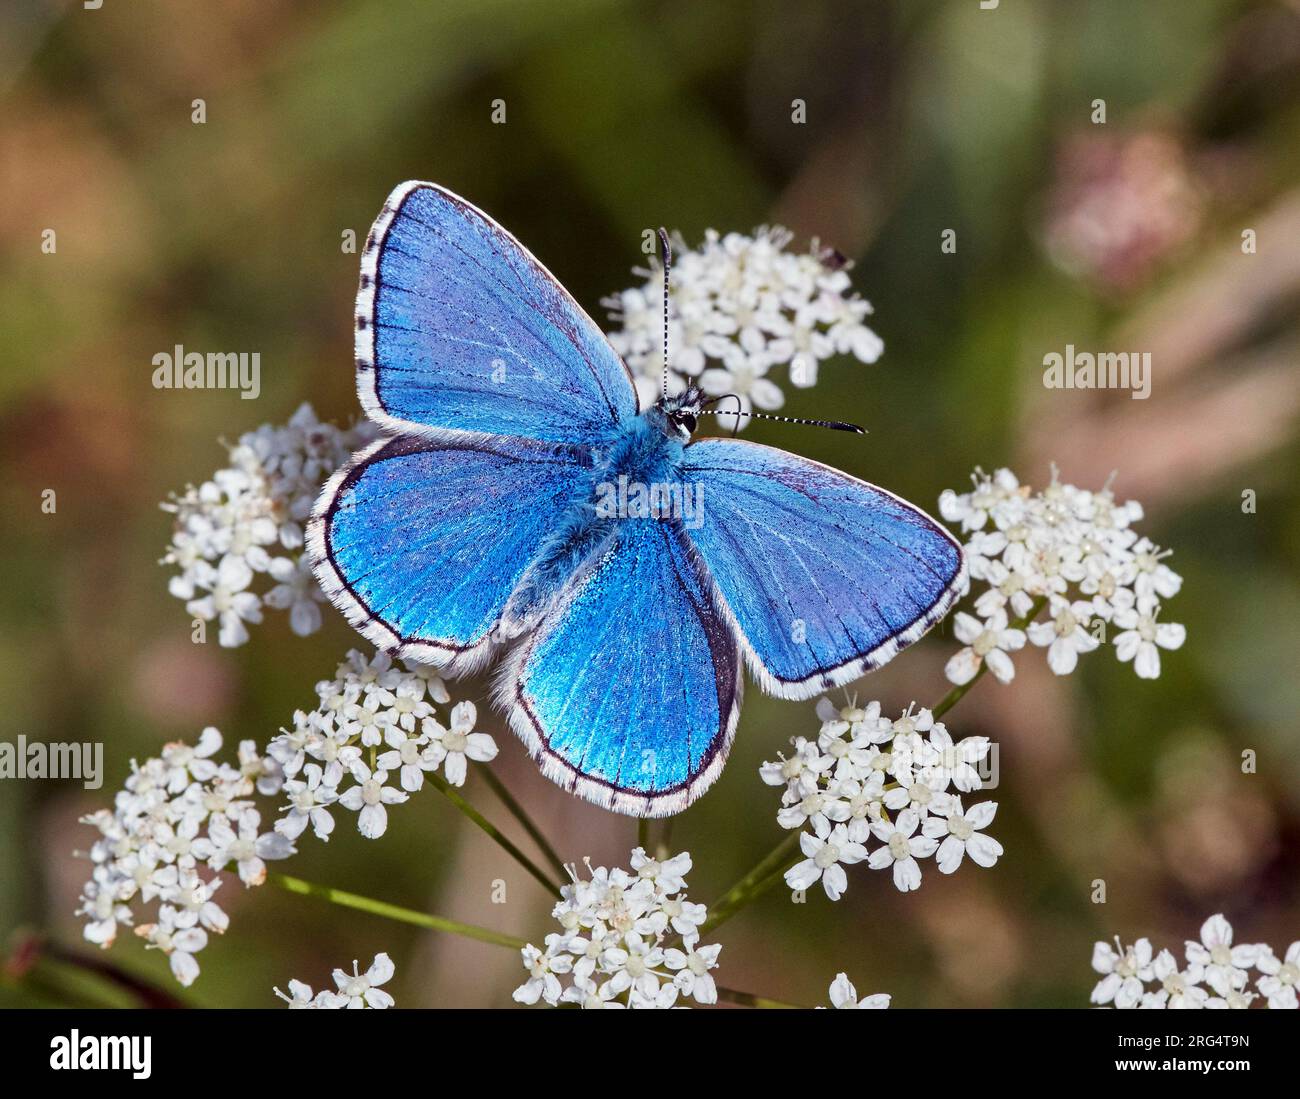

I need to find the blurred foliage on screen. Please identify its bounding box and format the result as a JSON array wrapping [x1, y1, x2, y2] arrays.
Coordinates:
[[1, 0, 1298, 1008]]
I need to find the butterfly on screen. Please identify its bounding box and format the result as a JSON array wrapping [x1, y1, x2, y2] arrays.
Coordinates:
[[307, 182, 965, 818]]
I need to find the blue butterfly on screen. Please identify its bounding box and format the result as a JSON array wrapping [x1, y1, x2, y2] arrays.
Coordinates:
[[308, 182, 965, 817]]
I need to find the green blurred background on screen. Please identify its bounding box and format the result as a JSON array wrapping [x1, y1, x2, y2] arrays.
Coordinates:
[[2, 0, 1299, 1008]]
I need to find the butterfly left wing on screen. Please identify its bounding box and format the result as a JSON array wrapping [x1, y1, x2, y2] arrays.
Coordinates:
[[496, 519, 742, 818], [679, 438, 965, 700], [358, 181, 638, 446], [309, 432, 591, 673]]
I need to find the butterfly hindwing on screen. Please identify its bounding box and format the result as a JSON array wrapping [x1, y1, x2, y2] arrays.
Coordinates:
[[309, 432, 592, 672], [679, 439, 965, 699], [358, 181, 639, 445], [496, 518, 742, 818]]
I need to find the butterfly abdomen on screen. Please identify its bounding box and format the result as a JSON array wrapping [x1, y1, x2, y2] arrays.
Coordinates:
[[500, 474, 615, 637]]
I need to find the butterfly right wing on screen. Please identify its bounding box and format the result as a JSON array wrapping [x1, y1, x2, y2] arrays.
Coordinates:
[[357, 181, 639, 446], [679, 439, 965, 700], [308, 432, 591, 673]]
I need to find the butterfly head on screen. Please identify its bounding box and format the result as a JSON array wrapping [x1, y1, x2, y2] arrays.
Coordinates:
[[656, 383, 704, 441]]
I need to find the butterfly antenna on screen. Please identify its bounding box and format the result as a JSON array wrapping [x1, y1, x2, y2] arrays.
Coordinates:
[[658, 227, 672, 400], [697, 402, 867, 436], [701, 393, 743, 436]]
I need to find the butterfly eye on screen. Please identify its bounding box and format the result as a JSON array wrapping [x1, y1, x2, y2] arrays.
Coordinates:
[[678, 413, 697, 434]]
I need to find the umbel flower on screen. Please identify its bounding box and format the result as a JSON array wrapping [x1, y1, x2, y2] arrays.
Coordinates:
[[514, 848, 721, 1009], [161, 403, 376, 646], [270, 650, 495, 842], [1090, 915, 1298, 1009], [75, 649, 489, 986], [76, 725, 291, 986], [939, 466, 1185, 685], [602, 227, 883, 420], [762, 699, 1001, 900]]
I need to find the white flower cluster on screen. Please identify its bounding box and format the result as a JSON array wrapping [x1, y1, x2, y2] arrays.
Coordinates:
[[275, 952, 395, 1009], [76, 727, 292, 986], [268, 650, 497, 843], [762, 699, 1002, 898], [161, 403, 376, 646], [1092, 915, 1299, 1009], [514, 848, 721, 1009], [939, 466, 1185, 684], [603, 227, 884, 423], [76, 648, 492, 986]]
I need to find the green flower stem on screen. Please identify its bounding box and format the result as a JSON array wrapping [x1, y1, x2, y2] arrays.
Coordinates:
[[741, 849, 803, 906], [930, 594, 1048, 719], [638, 817, 676, 861], [269, 872, 527, 950], [428, 774, 563, 898], [715, 985, 807, 1009], [480, 767, 568, 880], [700, 830, 802, 935], [656, 816, 675, 861]]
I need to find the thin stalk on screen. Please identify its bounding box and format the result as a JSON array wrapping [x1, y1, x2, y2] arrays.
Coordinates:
[[480, 767, 568, 879], [701, 830, 802, 935], [429, 773, 562, 898], [269, 872, 527, 950], [715, 985, 807, 1009], [737, 852, 801, 909], [655, 817, 675, 861]]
